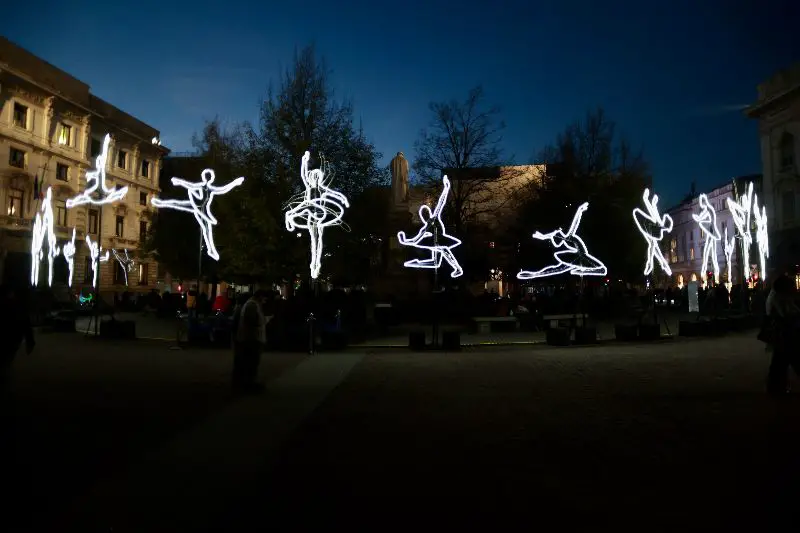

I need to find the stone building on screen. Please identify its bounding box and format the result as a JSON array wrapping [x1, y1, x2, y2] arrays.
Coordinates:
[[746, 63, 800, 274], [0, 36, 168, 295]]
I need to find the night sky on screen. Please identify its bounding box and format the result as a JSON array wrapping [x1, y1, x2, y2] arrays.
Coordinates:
[[4, 0, 798, 206]]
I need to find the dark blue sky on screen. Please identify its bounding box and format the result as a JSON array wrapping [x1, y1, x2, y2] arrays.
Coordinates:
[[5, 0, 798, 205]]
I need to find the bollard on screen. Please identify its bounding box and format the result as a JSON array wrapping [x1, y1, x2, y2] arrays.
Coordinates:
[[307, 312, 316, 355]]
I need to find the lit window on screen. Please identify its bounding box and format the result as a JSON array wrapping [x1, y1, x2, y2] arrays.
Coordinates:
[[13, 103, 28, 128], [138, 263, 149, 285], [6, 189, 23, 217], [58, 124, 72, 146]]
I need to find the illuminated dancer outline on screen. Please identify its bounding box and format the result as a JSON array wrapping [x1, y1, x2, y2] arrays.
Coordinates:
[[752, 193, 769, 281], [62, 228, 77, 287], [151, 169, 244, 261], [633, 188, 674, 276], [723, 226, 735, 290], [66, 134, 128, 207], [112, 249, 136, 286], [692, 194, 721, 284], [726, 182, 753, 282], [31, 187, 60, 286], [517, 202, 607, 280], [397, 175, 463, 279], [285, 151, 350, 279], [85, 234, 109, 289]]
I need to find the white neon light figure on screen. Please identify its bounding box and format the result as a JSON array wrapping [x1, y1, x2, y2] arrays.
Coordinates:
[[397, 175, 463, 278], [633, 189, 674, 276], [66, 134, 128, 207], [284, 151, 350, 279], [151, 169, 244, 261], [724, 226, 735, 290], [112, 249, 136, 286], [30, 187, 60, 286], [692, 194, 721, 284], [517, 202, 607, 280], [85, 234, 109, 289], [753, 194, 769, 281], [726, 182, 753, 282], [62, 228, 77, 287]]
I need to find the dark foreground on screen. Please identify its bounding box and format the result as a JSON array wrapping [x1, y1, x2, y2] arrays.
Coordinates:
[[3, 332, 799, 532]]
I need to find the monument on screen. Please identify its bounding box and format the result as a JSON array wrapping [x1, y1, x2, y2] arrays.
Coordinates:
[[373, 152, 427, 299]]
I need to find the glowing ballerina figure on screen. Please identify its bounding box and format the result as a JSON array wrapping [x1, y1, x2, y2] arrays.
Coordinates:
[[112, 249, 136, 286], [726, 182, 753, 281], [62, 228, 77, 287], [692, 194, 721, 284], [752, 193, 769, 281], [66, 134, 128, 207], [397, 175, 463, 279], [723, 226, 735, 290], [633, 189, 674, 276], [85, 234, 109, 289], [285, 151, 350, 279], [31, 187, 60, 286], [517, 202, 607, 280], [151, 169, 244, 261]]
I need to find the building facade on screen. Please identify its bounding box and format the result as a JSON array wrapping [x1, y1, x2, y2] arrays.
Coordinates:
[[746, 63, 800, 274], [0, 37, 168, 295]]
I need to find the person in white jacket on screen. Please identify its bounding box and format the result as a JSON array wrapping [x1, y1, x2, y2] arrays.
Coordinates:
[[232, 290, 267, 392]]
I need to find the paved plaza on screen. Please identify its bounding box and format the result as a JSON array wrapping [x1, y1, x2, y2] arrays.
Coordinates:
[[4, 331, 800, 531]]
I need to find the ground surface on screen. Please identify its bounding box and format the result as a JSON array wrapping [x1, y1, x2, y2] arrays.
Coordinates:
[[4, 331, 800, 531]]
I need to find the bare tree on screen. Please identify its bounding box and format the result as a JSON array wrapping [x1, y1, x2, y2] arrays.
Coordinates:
[[413, 86, 515, 233]]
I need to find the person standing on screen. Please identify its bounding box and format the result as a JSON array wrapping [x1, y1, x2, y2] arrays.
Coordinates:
[[0, 284, 35, 402], [764, 274, 800, 395], [232, 290, 267, 393]]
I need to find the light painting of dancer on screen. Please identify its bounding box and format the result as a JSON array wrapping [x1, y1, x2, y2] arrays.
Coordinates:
[[397, 175, 463, 279], [151, 169, 244, 261], [285, 151, 350, 279], [692, 194, 721, 284], [517, 202, 607, 280], [633, 189, 674, 276]]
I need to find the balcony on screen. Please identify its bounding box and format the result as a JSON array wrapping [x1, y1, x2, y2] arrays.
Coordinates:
[[0, 215, 33, 230]]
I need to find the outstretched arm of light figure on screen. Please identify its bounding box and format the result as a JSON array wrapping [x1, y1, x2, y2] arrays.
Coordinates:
[[323, 189, 350, 208], [566, 203, 589, 237], [151, 197, 194, 213], [209, 177, 245, 195], [170, 177, 204, 190], [398, 229, 432, 246], [432, 176, 451, 219], [300, 152, 311, 189]]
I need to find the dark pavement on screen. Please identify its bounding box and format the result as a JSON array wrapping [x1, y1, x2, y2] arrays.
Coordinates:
[[4, 331, 800, 531]]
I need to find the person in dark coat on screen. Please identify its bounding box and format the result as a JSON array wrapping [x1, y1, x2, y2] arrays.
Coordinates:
[[764, 275, 800, 395], [0, 284, 35, 400]]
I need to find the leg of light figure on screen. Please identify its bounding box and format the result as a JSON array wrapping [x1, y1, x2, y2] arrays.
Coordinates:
[[439, 249, 463, 278]]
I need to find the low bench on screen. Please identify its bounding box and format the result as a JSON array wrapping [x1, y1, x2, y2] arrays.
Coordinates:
[[542, 313, 589, 329], [472, 316, 519, 334]]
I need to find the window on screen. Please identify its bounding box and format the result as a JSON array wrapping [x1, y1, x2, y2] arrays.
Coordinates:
[[670, 238, 678, 264], [138, 262, 149, 285], [780, 133, 795, 170], [690, 246, 695, 261], [88, 209, 98, 234], [84, 258, 92, 283], [141, 159, 150, 178], [58, 123, 72, 146], [114, 261, 126, 285], [91, 137, 102, 158], [56, 163, 69, 181], [9, 147, 26, 168], [13, 102, 28, 128], [139, 192, 147, 206], [55, 200, 67, 226], [139, 220, 148, 242], [6, 189, 23, 218], [117, 149, 128, 169], [783, 191, 796, 224], [115, 215, 124, 237]]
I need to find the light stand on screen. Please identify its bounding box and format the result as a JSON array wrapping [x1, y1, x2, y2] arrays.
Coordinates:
[[431, 220, 440, 349]]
